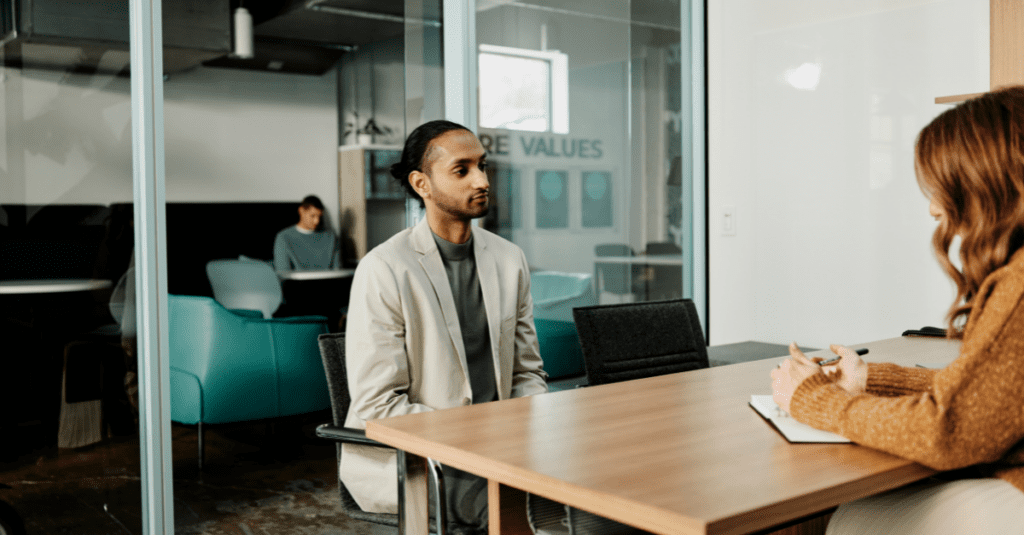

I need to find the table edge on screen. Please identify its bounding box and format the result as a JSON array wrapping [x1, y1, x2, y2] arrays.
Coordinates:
[[369, 421, 708, 535], [371, 418, 938, 535]]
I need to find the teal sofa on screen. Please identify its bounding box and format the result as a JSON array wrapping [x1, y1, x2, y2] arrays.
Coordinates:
[[168, 294, 330, 469]]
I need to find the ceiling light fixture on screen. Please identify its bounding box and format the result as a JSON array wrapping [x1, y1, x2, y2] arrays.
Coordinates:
[[233, 3, 254, 59]]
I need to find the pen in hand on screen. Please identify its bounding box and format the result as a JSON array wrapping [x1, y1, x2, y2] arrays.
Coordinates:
[[817, 348, 869, 366]]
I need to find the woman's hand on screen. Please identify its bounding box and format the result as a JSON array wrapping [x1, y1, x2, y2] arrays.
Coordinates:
[[771, 342, 824, 413], [824, 344, 868, 395]]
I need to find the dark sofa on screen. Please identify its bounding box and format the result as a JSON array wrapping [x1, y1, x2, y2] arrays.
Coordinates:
[[161, 202, 308, 296], [1, 201, 314, 297]]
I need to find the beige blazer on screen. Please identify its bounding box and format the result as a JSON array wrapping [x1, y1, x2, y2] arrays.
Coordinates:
[[340, 218, 548, 514]]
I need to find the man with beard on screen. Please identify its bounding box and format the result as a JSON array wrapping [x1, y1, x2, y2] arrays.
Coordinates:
[[340, 120, 548, 534]]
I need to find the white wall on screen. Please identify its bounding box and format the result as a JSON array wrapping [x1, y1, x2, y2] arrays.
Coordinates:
[[0, 65, 340, 232], [708, 0, 988, 347]]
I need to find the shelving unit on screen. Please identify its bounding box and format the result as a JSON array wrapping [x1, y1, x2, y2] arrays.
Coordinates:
[[934, 0, 1024, 104], [338, 144, 406, 260]]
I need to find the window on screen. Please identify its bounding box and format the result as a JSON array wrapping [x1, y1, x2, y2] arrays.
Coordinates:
[[478, 44, 568, 134]]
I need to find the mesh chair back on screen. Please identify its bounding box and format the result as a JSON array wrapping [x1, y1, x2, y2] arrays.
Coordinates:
[[572, 299, 708, 386], [645, 241, 682, 255], [317, 332, 351, 429], [316, 332, 399, 527], [206, 259, 283, 318]]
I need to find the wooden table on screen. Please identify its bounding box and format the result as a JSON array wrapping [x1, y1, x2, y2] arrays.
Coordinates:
[[367, 336, 960, 535]]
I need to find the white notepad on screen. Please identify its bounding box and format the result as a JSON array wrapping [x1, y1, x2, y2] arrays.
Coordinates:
[[749, 395, 851, 444]]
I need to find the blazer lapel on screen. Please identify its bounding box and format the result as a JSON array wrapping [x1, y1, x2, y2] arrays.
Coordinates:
[[411, 219, 470, 380], [472, 228, 504, 399]]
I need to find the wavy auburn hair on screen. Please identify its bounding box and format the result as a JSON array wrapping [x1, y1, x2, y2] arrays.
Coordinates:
[[915, 86, 1024, 337]]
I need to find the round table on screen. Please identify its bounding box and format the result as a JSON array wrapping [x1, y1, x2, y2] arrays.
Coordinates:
[[276, 270, 355, 328], [0, 278, 117, 448], [277, 269, 355, 281], [0, 279, 113, 295]]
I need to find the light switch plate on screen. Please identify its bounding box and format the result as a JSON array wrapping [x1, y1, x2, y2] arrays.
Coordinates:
[[722, 205, 736, 236]]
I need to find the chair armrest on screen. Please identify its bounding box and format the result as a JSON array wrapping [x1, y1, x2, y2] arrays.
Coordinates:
[[228, 308, 264, 319], [271, 315, 329, 324], [168, 366, 204, 425], [316, 423, 393, 449], [534, 293, 586, 309]]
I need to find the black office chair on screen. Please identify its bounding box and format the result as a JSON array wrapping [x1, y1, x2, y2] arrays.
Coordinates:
[[572, 299, 708, 386], [315, 333, 450, 533], [643, 242, 683, 301], [644, 242, 682, 256], [593, 244, 645, 301]]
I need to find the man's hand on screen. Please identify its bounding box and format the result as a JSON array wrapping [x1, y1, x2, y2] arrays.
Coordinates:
[[770, 342, 825, 413]]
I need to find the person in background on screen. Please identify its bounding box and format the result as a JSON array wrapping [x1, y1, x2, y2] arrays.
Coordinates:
[[341, 120, 547, 534], [273, 194, 340, 272], [771, 87, 1024, 534]]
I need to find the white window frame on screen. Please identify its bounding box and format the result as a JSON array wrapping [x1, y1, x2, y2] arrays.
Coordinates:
[[478, 43, 569, 134]]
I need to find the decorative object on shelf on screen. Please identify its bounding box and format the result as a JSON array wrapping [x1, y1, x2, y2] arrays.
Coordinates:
[[344, 114, 394, 145]]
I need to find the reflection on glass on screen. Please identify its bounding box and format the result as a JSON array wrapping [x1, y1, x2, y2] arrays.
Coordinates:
[[536, 170, 568, 228], [0, 44, 141, 532], [784, 62, 821, 90], [489, 166, 521, 238], [581, 171, 612, 228], [477, 0, 684, 307]]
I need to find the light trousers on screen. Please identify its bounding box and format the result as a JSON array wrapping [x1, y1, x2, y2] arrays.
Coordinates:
[[826, 478, 1024, 535]]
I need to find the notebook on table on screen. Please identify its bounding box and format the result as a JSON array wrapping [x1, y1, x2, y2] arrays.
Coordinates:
[[749, 395, 851, 443]]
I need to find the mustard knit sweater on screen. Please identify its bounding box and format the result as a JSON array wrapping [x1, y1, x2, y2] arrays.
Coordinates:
[[791, 250, 1024, 494]]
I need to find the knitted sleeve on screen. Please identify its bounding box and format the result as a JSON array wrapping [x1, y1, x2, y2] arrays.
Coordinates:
[[789, 265, 1024, 471], [864, 362, 937, 397]]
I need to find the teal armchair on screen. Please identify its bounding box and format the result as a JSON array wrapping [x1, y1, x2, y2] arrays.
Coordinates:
[[168, 294, 330, 469], [534, 319, 585, 380], [530, 271, 596, 382], [531, 271, 596, 323]]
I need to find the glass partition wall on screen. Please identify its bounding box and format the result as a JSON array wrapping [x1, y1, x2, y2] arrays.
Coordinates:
[[0, 0, 701, 532], [345, 0, 697, 320], [474, 0, 688, 308], [0, 44, 144, 531]]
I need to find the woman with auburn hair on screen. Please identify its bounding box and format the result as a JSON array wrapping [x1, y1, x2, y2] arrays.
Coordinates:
[[771, 87, 1024, 534]]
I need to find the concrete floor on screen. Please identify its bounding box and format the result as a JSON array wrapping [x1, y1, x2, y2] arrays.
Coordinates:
[[0, 410, 391, 535], [0, 342, 806, 534]]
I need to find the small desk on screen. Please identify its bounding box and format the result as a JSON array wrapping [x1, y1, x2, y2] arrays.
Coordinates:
[[0, 279, 112, 295], [595, 255, 683, 266], [594, 255, 684, 302], [277, 269, 355, 281], [368, 336, 959, 535]]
